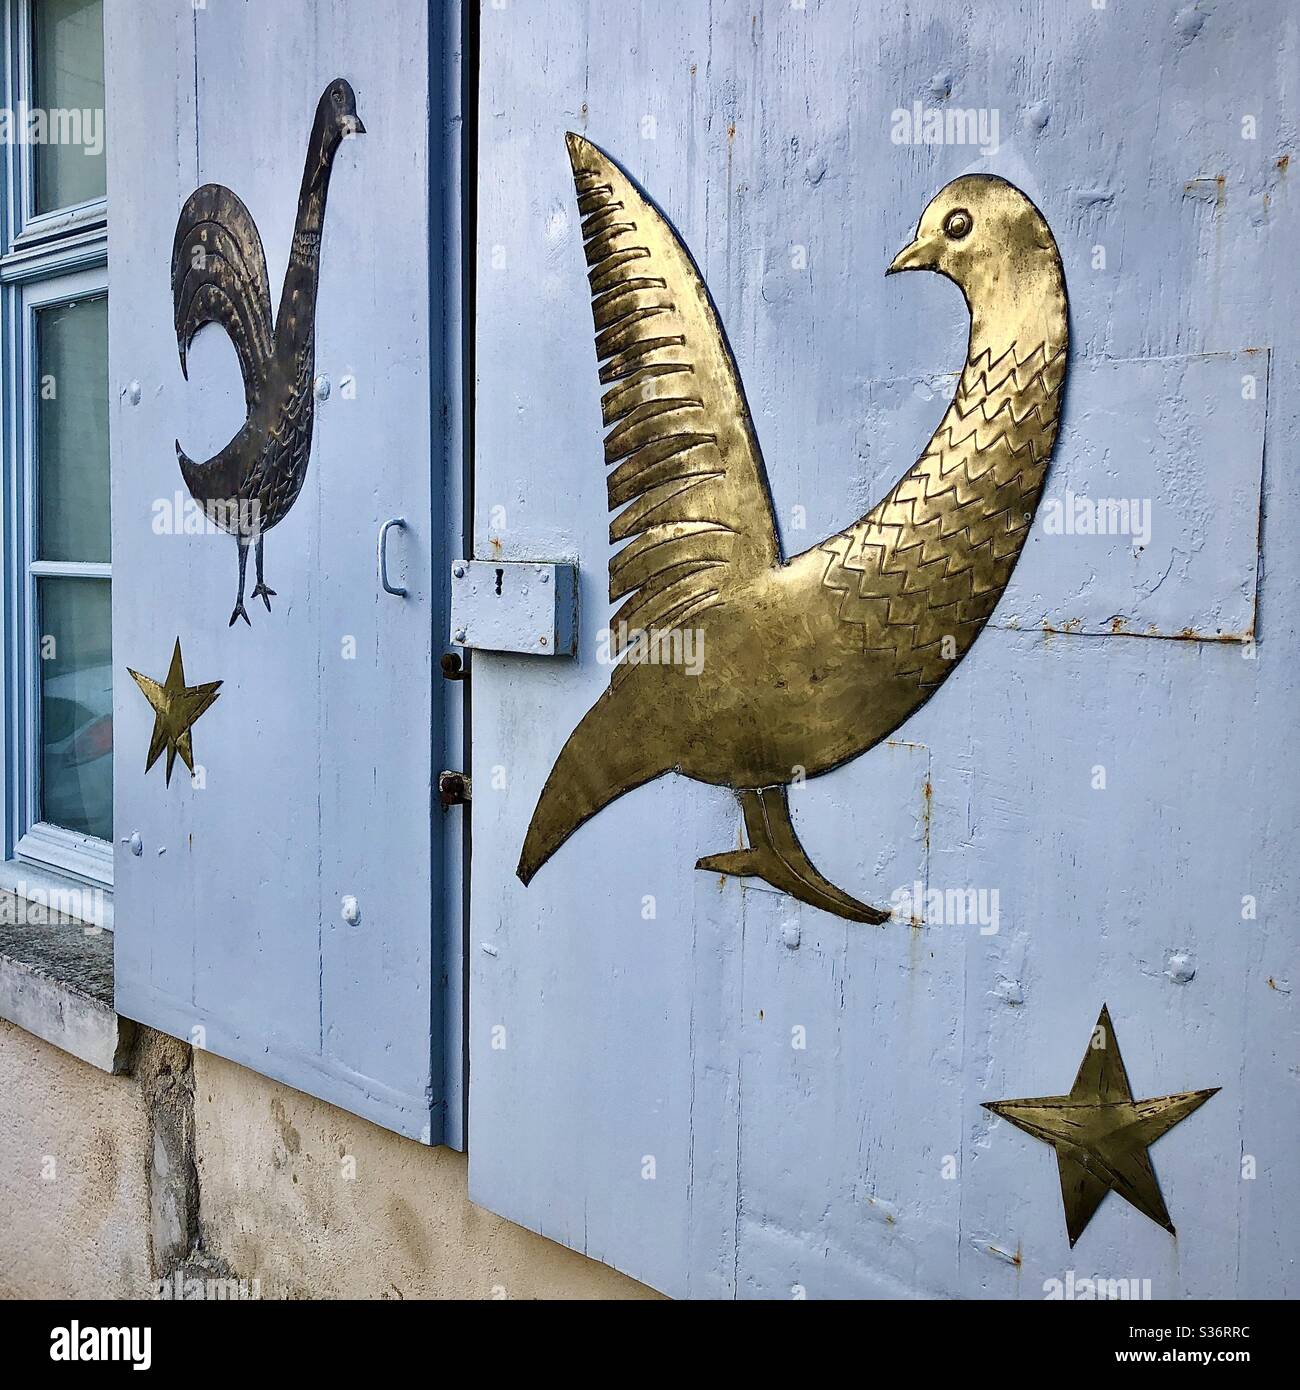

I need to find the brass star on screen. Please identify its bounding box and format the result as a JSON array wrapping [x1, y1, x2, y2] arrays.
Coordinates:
[[983, 1004, 1218, 1246], [127, 639, 222, 786]]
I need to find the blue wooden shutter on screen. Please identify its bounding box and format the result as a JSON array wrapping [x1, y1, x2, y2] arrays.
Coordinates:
[[467, 0, 1285, 1296], [106, 0, 466, 1145]]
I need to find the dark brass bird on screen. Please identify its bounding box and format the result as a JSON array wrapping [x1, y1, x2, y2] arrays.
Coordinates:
[[171, 78, 365, 626], [518, 135, 1070, 923]]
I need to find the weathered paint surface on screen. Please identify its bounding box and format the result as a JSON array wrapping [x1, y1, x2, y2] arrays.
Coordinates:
[[469, 1, 1299, 1296], [106, 1, 465, 1144]]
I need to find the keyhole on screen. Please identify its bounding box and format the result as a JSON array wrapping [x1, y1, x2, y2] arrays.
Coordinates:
[[495, 568, 503, 595]]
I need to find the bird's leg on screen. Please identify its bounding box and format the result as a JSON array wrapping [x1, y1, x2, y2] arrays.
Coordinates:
[[697, 786, 891, 925], [229, 536, 252, 627], [250, 535, 276, 611]]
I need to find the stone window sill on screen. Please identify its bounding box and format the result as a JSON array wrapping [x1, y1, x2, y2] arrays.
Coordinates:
[[0, 887, 133, 1074]]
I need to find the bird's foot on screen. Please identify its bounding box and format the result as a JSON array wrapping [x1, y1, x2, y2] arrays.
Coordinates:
[[698, 787, 892, 926], [228, 600, 252, 628], [251, 582, 276, 612], [698, 846, 890, 924]]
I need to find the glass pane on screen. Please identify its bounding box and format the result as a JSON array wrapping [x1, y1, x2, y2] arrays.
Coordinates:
[[31, 0, 106, 214], [37, 295, 109, 563], [38, 576, 112, 841]]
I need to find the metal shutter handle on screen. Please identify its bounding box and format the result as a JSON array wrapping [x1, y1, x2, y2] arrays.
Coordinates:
[[379, 517, 407, 597]]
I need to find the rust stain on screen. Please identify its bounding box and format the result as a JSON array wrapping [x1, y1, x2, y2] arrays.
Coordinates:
[[984, 1240, 1023, 1266], [1042, 615, 1257, 644], [1184, 173, 1227, 208], [922, 777, 933, 855], [488, 535, 503, 554], [1277, 153, 1290, 173], [727, 122, 736, 142]]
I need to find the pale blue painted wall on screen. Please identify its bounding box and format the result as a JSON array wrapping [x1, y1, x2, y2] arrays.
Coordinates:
[[468, 0, 1298, 1297]]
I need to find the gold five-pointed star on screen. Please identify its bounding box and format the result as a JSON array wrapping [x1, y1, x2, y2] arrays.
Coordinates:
[[127, 639, 222, 786], [984, 1004, 1218, 1246]]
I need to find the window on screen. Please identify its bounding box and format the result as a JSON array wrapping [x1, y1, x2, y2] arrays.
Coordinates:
[[30, 0, 105, 215], [1, 0, 109, 893]]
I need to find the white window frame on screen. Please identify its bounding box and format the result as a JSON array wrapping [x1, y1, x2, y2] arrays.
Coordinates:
[[0, 0, 110, 894]]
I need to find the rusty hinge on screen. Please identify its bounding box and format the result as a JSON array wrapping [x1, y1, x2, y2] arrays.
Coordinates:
[[439, 770, 471, 808], [440, 652, 467, 681]]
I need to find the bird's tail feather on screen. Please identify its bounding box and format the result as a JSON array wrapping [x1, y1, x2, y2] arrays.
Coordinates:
[[517, 697, 667, 885]]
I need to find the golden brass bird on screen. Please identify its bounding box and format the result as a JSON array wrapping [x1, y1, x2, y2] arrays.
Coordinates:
[[518, 134, 1069, 922]]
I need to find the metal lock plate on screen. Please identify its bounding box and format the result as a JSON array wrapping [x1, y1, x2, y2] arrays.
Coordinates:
[[449, 560, 578, 656]]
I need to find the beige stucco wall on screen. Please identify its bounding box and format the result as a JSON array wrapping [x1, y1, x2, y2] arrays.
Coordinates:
[[0, 1018, 654, 1299], [0, 1018, 153, 1299], [191, 1050, 655, 1299]]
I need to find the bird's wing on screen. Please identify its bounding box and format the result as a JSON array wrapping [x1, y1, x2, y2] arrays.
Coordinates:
[[171, 183, 274, 408], [565, 134, 780, 651]]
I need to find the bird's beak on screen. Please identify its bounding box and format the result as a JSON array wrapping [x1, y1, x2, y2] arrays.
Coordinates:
[[886, 233, 939, 275], [341, 114, 365, 137]]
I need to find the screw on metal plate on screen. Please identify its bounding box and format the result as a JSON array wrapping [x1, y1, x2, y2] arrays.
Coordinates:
[[448, 559, 577, 655], [439, 770, 471, 808], [341, 895, 361, 926]]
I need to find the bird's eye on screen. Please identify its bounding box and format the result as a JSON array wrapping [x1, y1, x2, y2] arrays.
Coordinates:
[[943, 209, 973, 240]]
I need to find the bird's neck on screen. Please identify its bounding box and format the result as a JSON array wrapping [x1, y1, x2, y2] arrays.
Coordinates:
[[293, 110, 342, 242], [857, 265, 1069, 537], [276, 126, 341, 338], [818, 266, 1068, 687], [965, 257, 1069, 377]]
